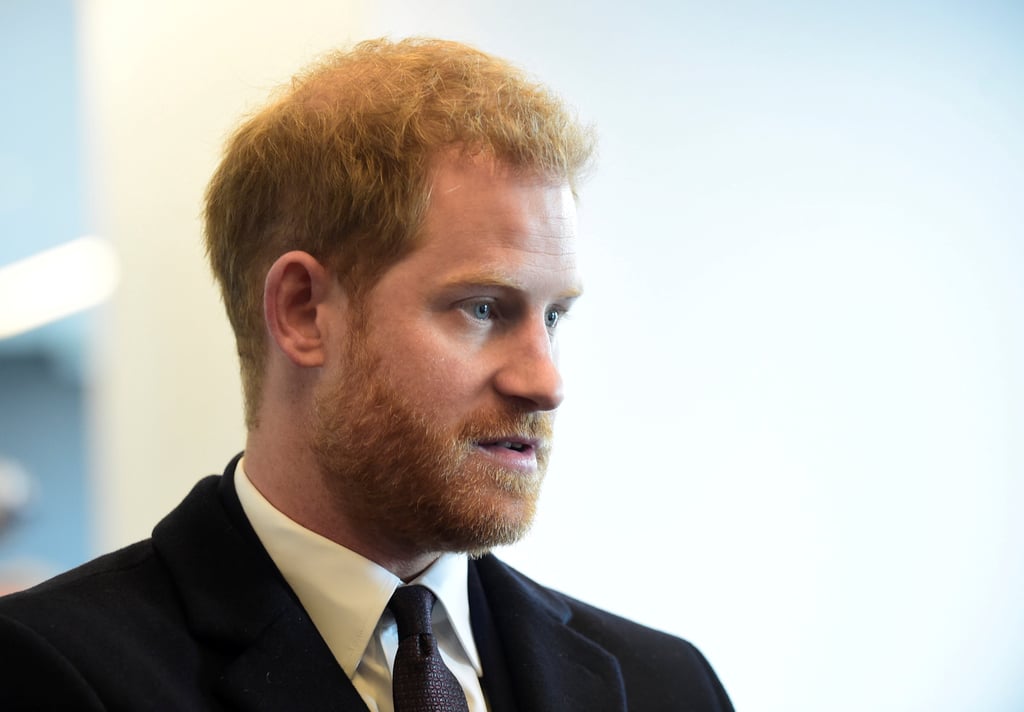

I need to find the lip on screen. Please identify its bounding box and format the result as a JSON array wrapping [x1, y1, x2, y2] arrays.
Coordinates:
[[473, 437, 543, 470]]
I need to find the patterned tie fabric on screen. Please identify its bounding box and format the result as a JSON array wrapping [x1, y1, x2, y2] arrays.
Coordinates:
[[389, 585, 470, 712]]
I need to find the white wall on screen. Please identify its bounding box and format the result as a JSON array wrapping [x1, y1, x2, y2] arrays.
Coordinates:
[[78, 0, 366, 549], [79, 1, 1024, 710]]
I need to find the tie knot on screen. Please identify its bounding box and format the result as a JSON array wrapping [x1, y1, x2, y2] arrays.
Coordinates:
[[389, 585, 436, 640]]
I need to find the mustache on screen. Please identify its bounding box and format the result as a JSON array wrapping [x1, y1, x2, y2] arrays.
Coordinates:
[[458, 410, 554, 445]]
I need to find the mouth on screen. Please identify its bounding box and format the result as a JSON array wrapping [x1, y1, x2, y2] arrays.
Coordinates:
[[472, 437, 545, 470], [475, 438, 538, 453]]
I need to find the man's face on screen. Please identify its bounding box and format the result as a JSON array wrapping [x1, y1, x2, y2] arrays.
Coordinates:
[[311, 155, 581, 557]]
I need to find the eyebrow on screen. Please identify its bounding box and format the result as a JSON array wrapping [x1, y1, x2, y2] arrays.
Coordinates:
[[439, 270, 584, 301]]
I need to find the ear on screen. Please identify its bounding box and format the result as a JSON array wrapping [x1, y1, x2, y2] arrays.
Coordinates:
[[263, 251, 338, 368]]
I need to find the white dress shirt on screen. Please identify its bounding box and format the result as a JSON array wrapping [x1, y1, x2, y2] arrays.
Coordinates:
[[235, 460, 488, 712]]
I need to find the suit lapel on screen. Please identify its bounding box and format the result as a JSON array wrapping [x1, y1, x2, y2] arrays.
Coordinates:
[[217, 608, 368, 711], [151, 461, 369, 712], [472, 556, 627, 712]]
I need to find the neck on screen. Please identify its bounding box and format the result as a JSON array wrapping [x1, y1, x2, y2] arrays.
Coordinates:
[[242, 430, 442, 581]]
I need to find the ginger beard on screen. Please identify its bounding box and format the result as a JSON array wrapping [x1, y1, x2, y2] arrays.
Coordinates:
[[310, 325, 554, 557]]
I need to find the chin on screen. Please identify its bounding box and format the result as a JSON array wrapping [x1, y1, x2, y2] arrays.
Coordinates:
[[437, 492, 538, 556]]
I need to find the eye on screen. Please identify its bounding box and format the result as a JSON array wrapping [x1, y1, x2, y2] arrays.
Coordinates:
[[545, 308, 562, 329], [467, 301, 493, 321]]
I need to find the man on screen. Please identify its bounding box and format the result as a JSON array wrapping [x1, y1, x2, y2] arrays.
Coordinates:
[[0, 38, 733, 710]]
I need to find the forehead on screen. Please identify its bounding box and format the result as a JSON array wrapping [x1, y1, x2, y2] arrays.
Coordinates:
[[411, 156, 580, 285]]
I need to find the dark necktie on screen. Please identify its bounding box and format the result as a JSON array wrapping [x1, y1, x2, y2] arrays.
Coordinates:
[[389, 585, 470, 712]]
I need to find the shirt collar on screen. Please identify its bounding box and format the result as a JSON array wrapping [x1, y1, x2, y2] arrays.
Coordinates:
[[408, 552, 481, 676], [234, 459, 482, 677]]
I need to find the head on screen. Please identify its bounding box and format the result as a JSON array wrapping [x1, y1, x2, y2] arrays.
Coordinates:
[[204, 37, 595, 428], [204, 38, 595, 567]]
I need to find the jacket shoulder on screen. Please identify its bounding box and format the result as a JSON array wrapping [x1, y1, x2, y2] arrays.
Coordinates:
[[473, 555, 734, 711], [561, 591, 730, 698], [0, 539, 203, 709], [0, 539, 165, 625], [0, 475, 233, 709]]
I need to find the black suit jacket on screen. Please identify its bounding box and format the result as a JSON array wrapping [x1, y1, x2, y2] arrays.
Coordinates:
[[0, 459, 733, 711]]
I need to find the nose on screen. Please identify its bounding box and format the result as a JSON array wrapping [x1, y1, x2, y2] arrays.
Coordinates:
[[493, 319, 564, 412]]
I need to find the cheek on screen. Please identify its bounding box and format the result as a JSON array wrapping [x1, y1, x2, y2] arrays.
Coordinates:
[[367, 314, 495, 410], [396, 342, 491, 411], [410, 352, 476, 400]]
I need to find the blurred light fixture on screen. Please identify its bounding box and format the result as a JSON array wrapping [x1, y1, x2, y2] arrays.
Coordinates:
[[0, 236, 120, 339], [0, 457, 32, 533]]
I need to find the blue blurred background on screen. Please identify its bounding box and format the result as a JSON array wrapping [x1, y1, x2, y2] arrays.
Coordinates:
[[0, 0, 90, 584]]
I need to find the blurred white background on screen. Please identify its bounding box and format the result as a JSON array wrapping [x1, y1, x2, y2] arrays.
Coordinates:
[[1, 0, 1021, 709]]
